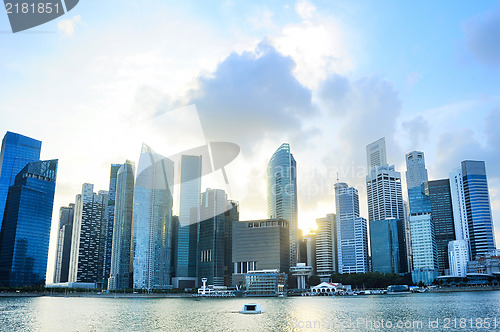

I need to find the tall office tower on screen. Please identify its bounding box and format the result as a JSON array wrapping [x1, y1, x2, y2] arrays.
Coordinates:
[[0, 160, 57, 287], [335, 182, 369, 274], [134, 145, 174, 290], [448, 240, 469, 277], [461, 161, 496, 258], [299, 231, 316, 272], [197, 189, 238, 287], [426, 179, 455, 273], [53, 204, 75, 283], [174, 155, 202, 289], [68, 184, 108, 284], [405, 151, 428, 189], [449, 168, 469, 242], [0, 132, 41, 230], [267, 143, 298, 269], [102, 164, 121, 287], [366, 137, 387, 170], [232, 218, 290, 287], [405, 150, 437, 284], [369, 218, 403, 273], [403, 200, 412, 272], [366, 138, 407, 273], [448, 167, 470, 276], [108, 161, 135, 290], [315, 214, 337, 280]]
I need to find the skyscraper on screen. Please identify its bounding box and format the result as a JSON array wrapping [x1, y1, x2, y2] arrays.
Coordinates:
[[315, 214, 337, 280], [174, 155, 202, 289], [366, 137, 387, 170], [267, 143, 298, 268], [68, 184, 108, 284], [405, 150, 437, 284], [448, 167, 471, 276], [108, 161, 135, 290], [461, 161, 496, 259], [369, 218, 403, 273], [335, 182, 369, 274], [366, 138, 407, 273], [0, 132, 41, 230], [102, 164, 121, 287], [232, 218, 290, 287], [426, 179, 455, 273], [133, 145, 174, 290], [405, 151, 428, 189], [197, 188, 238, 287], [53, 204, 75, 284], [0, 159, 58, 287]]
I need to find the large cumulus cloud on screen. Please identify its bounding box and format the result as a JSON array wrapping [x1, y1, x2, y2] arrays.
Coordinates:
[[185, 40, 316, 150]]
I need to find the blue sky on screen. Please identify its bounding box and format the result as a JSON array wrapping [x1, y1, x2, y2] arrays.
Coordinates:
[[1, 0, 499, 280]]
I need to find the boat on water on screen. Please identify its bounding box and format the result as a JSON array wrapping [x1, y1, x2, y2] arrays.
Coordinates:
[[239, 304, 265, 314], [386, 285, 411, 294]]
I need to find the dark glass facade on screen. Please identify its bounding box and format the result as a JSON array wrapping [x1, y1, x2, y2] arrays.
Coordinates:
[[197, 189, 238, 287], [462, 161, 496, 258], [369, 218, 404, 274], [426, 179, 455, 273], [0, 160, 57, 287], [232, 219, 290, 287], [0, 132, 41, 230], [54, 204, 75, 283]]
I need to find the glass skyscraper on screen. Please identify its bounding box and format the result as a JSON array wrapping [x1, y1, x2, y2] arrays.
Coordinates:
[[369, 218, 402, 274], [108, 161, 135, 290], [133, 144, 174, 290], [102, 164, 121, 287], [197, 188, 238, 287], [53, 204, 75, 283], [0, 159, 58, 287], [174, 155, 202, 289], [0, 132, 41, 230], [461, 160, 496, 259], [267, 143, 298, 268], [426, 179, 455, 273], [335, 182, 369, 274]]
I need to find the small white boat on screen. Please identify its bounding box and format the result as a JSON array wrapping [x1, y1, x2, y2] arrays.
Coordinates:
[[239, 303, 265, 314]]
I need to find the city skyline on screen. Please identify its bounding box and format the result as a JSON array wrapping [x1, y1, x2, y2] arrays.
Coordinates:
[[1, 1, 500, 284]]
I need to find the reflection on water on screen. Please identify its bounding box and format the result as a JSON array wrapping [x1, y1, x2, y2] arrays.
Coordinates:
[[1, 292, 500, 331]]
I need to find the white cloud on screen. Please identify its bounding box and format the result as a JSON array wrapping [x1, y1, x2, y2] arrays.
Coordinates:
[[295, 0, 316, 19], [274, 12, 353, 89], [57, 15, 81, 36]]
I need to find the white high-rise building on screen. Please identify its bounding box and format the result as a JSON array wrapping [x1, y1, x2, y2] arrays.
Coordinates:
[[315, 214, 336, 280], [448, 240, 469, 277], [449, 168, 469, 242], [448, 167, 470, 276], [335, 182, 368, 274], [366, 137, 387, 171], [410, 214, 438, 272], [405, 151, 428, 189]]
